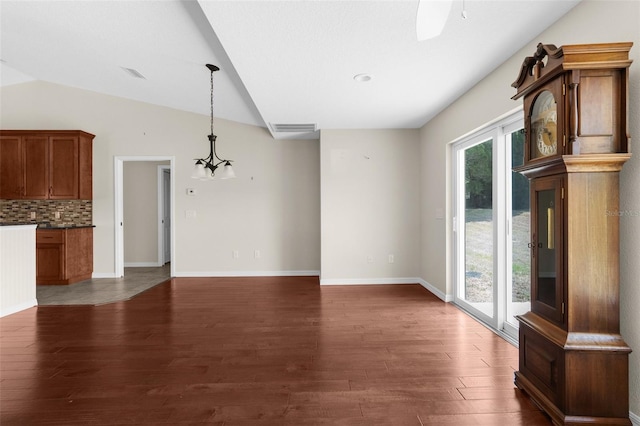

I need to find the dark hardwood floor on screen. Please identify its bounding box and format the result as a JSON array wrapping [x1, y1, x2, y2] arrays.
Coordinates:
[[0, 277, 550, 425]]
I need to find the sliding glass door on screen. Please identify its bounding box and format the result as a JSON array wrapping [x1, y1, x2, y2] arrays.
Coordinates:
[[453, 112, 528, 339]]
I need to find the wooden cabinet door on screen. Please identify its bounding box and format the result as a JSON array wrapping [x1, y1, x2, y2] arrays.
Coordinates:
[[78, 135, 93, 199], [36, 244, 64, 282], [23, 136, 49, 199], [0, 136, 24, 198], [66, 228, 93, 278], [49, 136, 79, 199]]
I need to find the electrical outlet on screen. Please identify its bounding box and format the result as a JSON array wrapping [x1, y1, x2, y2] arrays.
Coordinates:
[[388, 254, 395, 264], [233, 250, 239, 259], [54, 211, 61, 219], [254, 250, 261, 259], [367, 255, 373, 263], [185, 210, 196, 219], [30, 212, 36, 220]]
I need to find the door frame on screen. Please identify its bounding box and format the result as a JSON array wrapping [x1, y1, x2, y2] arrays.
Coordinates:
[[157, 165, 171, 265], [114, 156, 175, 277]]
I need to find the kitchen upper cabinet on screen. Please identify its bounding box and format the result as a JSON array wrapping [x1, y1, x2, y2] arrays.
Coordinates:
[[0, 130, 94, 200], [0, 135, 23, 199]]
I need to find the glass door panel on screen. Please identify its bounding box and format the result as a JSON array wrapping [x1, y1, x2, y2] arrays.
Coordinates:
[[507, 129, 530, 329], [530, 176, 564, 325], [460, 138, 494, 318], [536, 189, 557, 306]]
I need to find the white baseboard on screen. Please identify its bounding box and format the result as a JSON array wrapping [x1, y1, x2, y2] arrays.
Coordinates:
[[124, 262, 162, 267], [0, 298, 38, 318], [176, 270, 320, 278], [92, 272, 119, 278], [317, 277, 453, 303], [320, 277, 420, 286], [416, 278, 453, 302], [630, 410, 639, 426]]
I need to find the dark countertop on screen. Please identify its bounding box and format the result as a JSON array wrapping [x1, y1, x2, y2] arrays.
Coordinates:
[[0, 223, 95, 229], [38, 224, 95, 229]]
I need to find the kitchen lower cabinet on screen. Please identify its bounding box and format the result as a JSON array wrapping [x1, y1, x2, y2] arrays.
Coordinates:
[[36, 227, 93, 285]]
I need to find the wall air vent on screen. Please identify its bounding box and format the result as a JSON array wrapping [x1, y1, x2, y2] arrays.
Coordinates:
[[269, 123, 317, 133], [121, 67, 146, 79]]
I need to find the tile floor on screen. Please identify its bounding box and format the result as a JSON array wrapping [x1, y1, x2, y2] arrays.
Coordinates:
[[36, 264, 171, 305]]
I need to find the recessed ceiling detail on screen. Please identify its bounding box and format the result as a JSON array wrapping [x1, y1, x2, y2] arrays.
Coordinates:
[[269, 123, 317, 133], [120, 67, 146, 80]]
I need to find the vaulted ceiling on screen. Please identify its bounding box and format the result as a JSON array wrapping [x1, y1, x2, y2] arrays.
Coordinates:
[[0, 0, 581, 139]]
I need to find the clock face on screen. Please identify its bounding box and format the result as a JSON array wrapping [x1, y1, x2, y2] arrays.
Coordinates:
[[531, 90, 558, 158]]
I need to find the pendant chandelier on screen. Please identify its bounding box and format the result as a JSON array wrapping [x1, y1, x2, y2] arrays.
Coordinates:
[[191, 64, 236, 180]]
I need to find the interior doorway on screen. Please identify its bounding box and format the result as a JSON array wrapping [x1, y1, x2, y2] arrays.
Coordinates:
[[114, 156, 175, 278]]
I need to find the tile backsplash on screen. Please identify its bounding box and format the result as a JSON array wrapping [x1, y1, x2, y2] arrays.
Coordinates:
[[0, 199, 92, 226]]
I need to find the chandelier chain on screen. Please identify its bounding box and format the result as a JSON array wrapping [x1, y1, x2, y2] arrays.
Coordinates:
[[210, 69, 215, 136]]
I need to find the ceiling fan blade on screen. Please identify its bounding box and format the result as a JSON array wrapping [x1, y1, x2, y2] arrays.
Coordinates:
[[416, 0, 454, 41]]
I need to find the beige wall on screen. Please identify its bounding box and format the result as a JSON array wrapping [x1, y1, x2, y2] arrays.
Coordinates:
[[123, 161, 169, 266], [0, 81, 321, 276], [320, 129, 421, 283], [419, 0, 640, 416]]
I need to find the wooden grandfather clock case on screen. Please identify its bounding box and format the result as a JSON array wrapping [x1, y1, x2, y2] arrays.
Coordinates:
[[511, 42, 633, 425]]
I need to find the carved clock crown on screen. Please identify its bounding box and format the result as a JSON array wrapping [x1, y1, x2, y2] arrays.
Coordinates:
[[512, 42, 633, 101]]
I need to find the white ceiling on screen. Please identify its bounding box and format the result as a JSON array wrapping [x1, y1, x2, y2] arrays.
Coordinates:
[[0, 0, 581, 139]]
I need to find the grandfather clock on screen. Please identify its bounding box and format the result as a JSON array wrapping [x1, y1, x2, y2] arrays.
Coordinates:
[[512, 42, 633, 425]]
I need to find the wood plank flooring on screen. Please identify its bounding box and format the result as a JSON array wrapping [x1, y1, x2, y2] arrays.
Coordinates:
[[0, 277, 551, 425]]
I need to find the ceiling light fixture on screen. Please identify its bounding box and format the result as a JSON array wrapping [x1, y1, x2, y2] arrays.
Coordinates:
[[353, 73, 373, 82], [192, 64, 236, 180]]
